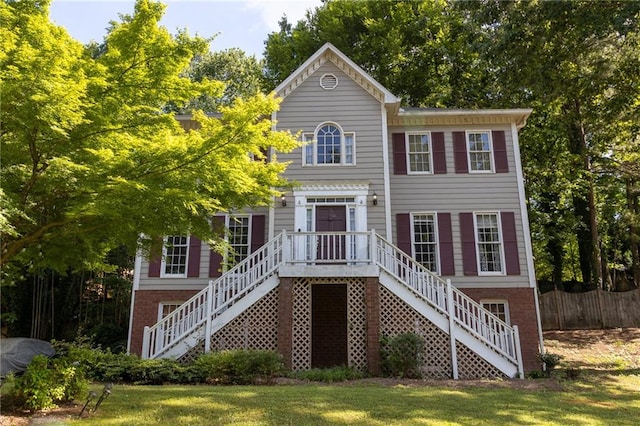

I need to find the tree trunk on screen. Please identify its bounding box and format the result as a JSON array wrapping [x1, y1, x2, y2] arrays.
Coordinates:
[[568, 99, 602, 288]]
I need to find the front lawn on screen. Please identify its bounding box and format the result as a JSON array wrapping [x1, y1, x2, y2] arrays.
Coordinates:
[[64, 374, 639, 425]]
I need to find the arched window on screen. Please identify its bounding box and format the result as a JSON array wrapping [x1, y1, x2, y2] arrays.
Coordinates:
[[303, 123, 355, 166]]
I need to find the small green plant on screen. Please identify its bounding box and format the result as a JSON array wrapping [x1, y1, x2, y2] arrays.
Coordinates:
[[526, 370, 546, 379], [380, 333, 425, 379], [8, 355, 88, 411], [538, 351, 563, 377], [290, 366, 365, 382]]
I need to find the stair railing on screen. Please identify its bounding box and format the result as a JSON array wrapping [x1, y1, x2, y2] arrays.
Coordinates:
[[373, 233, 520, 365], [142, 232, 285, 359]]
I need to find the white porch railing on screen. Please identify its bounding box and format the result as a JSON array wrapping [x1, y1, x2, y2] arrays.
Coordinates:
[[141, 230, 522, 376]]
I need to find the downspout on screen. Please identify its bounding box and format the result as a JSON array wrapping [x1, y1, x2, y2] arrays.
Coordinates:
[[381, 104, 392, 239], [511, 122, 545, 354], [126, 248, 143, 354], [268, 110, 277, 240]]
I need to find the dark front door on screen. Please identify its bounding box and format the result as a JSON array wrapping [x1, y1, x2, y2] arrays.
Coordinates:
[[315, 206, 346, 261], [311, 284, 348, 368]]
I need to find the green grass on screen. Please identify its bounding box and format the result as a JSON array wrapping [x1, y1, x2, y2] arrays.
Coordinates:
[[65, 374, 640, 425]]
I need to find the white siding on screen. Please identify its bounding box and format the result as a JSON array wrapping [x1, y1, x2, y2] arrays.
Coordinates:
[[274, 62, 387, 234]]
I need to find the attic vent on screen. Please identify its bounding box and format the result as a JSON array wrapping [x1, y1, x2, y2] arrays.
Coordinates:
[[320, 73, 338, 90]]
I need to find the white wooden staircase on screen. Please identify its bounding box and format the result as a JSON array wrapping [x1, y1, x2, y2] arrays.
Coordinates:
[[142, 231, 524, 379]]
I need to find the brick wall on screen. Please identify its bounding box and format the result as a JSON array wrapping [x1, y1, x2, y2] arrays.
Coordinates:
[[460, 287, 542, 372], [129, 289, 199, 355]]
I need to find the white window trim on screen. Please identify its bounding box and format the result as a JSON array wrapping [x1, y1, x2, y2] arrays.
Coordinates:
[[302, 122, 356, 166], [160, 235, 190, 278], [157, 301, 185, 322], [480, 299, 511, 325], [406, 131, 434, 175], [466, 130, 495, 174], [410, 212, 440, 274], [223, 214, 252, 272], [473, 211, 506, 276]]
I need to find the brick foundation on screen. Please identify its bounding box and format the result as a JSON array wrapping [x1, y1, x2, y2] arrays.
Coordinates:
[[460, 287, 542, 372], [277, 278, 294, 369], [129, 283, 542, 375], [365, 277, 381, 375], [129, 289, 200, 355]]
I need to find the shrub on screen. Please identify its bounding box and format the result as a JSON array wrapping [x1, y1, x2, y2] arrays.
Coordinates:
[[538, 352, 563, 377], [290, 366, 365, 382], [193, 349, 284, 384], [8, 355, 89, 411], [380, 333, 425, 379]]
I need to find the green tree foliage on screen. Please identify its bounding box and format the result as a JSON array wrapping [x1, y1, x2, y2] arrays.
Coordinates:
[[0, 0, 299, 280], [263, 0, 485, 107], [462, 0, 640, 289], [180, 48, 265, 112]]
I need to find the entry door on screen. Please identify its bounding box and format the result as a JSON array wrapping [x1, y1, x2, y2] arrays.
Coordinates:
[[312, 284, 348, 368], [315, 206, 346, 261]]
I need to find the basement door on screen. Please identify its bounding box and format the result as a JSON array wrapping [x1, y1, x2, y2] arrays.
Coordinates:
[[311, 283, 348, 368]]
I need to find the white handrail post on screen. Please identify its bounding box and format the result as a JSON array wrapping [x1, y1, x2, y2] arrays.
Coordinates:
[[446, 279, 459, 379], [370, 229, 376, 265], [142, 326, 150, 359], [204, 280, 214, 353], [514, 325, 524, 379], [282, 229, 290, 264]]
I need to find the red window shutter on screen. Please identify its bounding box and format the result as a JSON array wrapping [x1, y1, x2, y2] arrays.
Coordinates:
[[492, 130, 509, 173], [187, 236, 201, 277], [460, 213, 478, 276], [251, 215, 266, 253], [396, 213, 411, 255], [501, 212, 521, 275], [432, 132, 447, 174], [453, 131, 468, 174], [437, 213, 455, 275], [392, 133, 407, 175], [148, 237, 162, 277], [148, 256, 161, 277], [209, 216, 225, 278]]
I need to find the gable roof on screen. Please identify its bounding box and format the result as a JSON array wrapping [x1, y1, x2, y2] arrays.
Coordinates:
[[275, 42, 402, 109]]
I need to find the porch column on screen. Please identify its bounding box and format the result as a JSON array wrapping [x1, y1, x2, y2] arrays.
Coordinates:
[[277, 277, 294, 369], [365, 277, 381, 375]]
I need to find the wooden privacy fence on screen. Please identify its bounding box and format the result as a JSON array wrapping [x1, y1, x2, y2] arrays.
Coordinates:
[[539, 288, 640, 330]]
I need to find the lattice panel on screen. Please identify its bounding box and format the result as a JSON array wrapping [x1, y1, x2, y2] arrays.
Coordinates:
[[379, 285, 452, 379], [292, 278, 312, 371], [212, 288, 279, 351], [347, 279, 367, 371], [456, 342, 506, 379], [178, 339, 204, 364]]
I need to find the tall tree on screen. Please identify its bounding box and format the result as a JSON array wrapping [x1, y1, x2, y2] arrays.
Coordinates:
[[263, 0, 485, 107], [178, 48, 265, 113], [0, 0, 299, 280], [463, 0, 640, 288]]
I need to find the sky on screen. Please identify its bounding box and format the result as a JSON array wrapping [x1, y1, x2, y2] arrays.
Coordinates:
[[49, 0, 322, 58]]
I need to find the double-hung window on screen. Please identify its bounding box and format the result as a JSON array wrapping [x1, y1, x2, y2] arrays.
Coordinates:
[[467, 131, 493, 172], [412, 213, 439, 273], [303, 123, 355, 166], [407, 132, 432, 173], [481, 300, 510, 324], [474, 213, 504, 274], [161, 235, 189, 277], [227, 216, 250, 266]]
